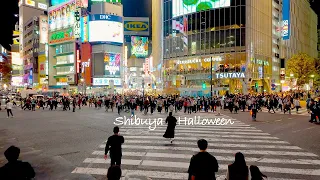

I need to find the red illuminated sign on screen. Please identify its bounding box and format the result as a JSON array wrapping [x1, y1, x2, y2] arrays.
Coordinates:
[[76, 50, 80, 73]]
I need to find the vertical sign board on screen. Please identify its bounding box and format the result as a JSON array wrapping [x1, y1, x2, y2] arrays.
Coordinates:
[[145, 58, 150, 75], [74, 0, 82, 39], [38, 54, 47, 85], [80, 16, 89, 42], [282, 0, 290, 40], [39, 15, 49, 44]]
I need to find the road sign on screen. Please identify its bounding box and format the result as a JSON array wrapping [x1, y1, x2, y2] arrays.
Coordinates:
[[271, 87, 276, 91]]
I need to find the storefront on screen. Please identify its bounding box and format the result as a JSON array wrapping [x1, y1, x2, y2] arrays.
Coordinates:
[[164, 53, 272, 95]]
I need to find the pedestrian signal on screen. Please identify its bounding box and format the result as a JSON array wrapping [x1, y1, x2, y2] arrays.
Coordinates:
[[202, 83, 206, 89]]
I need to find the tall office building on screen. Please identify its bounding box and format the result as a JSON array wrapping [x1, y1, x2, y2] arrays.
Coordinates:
[[162, 0, 318, 96], [280, 0, 318, 60], [18, 0, 49, 88], [163, 0, 272, 96]]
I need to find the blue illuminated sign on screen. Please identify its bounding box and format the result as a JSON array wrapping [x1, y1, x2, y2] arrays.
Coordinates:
[[91, 14, 122, 22], [282, 0, 290, 40]]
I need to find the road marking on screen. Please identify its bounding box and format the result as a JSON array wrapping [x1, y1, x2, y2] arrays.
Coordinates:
[[84, 158, 141, 165], [79, 159, 320, 176], [92, 151, 320, 165], [137, 129, 270, 136], [117, 136, 289, 144], [98, 145, 317, 157], [119, 132, 279, 140], [120, 140, 301, 150], [275, 120, 282, 122], [120, 126, 263, 132], [72, 168, 188, 179]]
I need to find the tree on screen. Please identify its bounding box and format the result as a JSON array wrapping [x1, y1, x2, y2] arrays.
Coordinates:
[[286, 53, 318, 87], [0, 62, 12, 84]]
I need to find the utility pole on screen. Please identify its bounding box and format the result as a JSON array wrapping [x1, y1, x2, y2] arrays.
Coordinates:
[[142, 78, 145, 102], [210, 56, 213, 101]]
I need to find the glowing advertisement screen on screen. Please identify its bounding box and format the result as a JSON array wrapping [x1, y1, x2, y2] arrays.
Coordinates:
[[48, 1, 75, 32], [89, 14, 123, 45], [172, 0, 230, 17], [131, 36, 148, 58], [104, 53, 121, 77]]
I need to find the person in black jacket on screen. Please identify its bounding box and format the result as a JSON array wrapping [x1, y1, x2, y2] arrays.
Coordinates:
[[0, 146, 35, 179], [188, 139, 219, 180], [104, 126, 125, 166]]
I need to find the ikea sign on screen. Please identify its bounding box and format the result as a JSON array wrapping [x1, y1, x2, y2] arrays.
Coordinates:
[[124, 21, 149, 32]]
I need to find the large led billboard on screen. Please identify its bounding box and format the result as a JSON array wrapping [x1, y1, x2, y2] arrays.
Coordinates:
[[12, 52, 23, 65], [104, 53, 121, 77], [89, 14, 123, 45], [131, 36, 148, 58], [48, 0, 75, 32], [172, 0, 230, 17]]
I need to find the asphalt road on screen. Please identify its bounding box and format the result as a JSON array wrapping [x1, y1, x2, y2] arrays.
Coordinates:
[[0, 106, 319, 180]]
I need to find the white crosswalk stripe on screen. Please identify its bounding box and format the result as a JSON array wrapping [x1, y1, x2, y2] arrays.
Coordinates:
[[261, 107, 310, 116], [72, 113, 320, 180]]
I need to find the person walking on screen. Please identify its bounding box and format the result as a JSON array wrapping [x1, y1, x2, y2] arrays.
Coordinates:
[[188, 139, 219, 180], [163, 112, 177, 144], [104, 126, 125, 166], [251, 101, 258, 121], [250, 165, 267, 180], [31, 98, 36, 111], [225, 152, 249, 180], [6, 100, 14, 118], [0, 146, 35, 179], [72, 97, 76, 112]]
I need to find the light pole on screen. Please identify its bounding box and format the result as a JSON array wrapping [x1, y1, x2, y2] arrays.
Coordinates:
[[210, 57, 213, 100], [290, 73, 294, 91]]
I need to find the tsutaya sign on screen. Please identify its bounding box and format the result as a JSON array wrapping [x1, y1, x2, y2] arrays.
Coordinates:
[[176, 56, 222, 64], [215, 72, 245, 79]]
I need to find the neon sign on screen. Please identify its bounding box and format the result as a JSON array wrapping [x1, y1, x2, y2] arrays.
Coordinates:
[[49, 28, 73, 44], [215, 72, 245, 79], [282, 0, 290, 40]]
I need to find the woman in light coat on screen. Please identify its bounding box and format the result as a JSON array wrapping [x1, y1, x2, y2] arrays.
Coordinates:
[[294, 98, 301, 113]]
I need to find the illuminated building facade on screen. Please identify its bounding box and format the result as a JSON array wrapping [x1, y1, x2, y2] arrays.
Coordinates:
[[163, 0, 275, 96], [88, 2, 124, 94], [19, 0, 49, 88], [48, 0, 89, 90]]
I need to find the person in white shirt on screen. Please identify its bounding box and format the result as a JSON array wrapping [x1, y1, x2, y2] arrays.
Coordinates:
[[6, 100, 14, 118]]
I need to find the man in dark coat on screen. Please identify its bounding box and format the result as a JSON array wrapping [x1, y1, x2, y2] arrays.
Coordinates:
[[0, 146, 35, 179], [104, 126, 125, 166], [163, 112, 177, 143], [188, 139, 219, 180]]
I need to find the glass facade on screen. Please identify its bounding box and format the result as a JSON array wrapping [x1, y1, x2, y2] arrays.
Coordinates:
[[163, 0, 273, 95]]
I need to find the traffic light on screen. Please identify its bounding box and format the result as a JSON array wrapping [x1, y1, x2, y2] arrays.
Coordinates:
[[202, 82, 206, 89], [255, 82, 258, 89]]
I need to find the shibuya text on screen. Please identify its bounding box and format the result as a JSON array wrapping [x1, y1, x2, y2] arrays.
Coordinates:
[[114, 116, 235, 130]]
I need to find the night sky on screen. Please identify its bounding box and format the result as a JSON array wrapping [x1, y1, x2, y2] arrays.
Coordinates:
[[0, 0, 319, 51]]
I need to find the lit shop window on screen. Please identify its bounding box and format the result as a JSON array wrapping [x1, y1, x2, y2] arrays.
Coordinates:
[[55, 43, 74, 55], [56, 54, 74, 64], [56, 66, 74, 75]]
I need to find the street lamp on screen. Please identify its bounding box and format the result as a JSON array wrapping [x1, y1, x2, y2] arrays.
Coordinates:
[[3, 84, 7, 90], [290, 73, 294, 77]]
